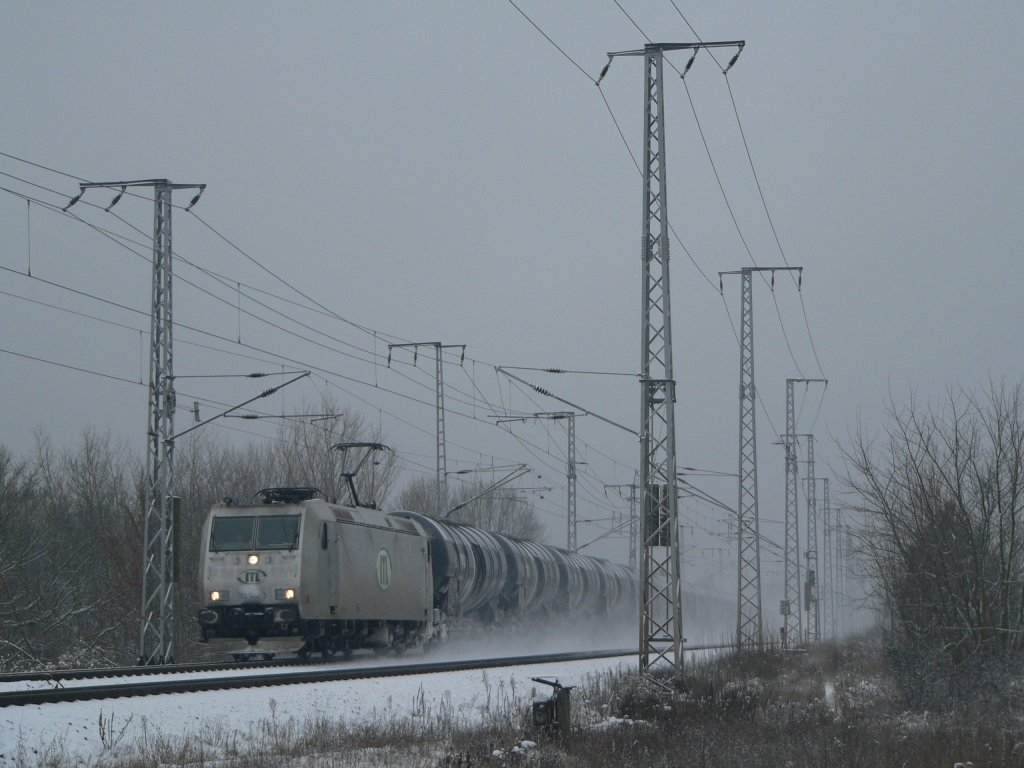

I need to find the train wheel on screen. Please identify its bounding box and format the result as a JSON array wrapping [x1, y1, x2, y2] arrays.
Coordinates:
[[232, 654, 250, 662], [262, 654, 275, 661], [321, 642, 336, 660], [296, 645, 311, 660]]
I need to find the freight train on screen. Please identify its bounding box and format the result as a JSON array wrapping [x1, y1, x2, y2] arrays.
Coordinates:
[[197, 486, 637, 658]]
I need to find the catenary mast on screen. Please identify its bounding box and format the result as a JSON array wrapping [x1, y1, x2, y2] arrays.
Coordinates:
[[782, 378, 825, 648], [600, 39, 744, 678], [80, 178, 204, 665]]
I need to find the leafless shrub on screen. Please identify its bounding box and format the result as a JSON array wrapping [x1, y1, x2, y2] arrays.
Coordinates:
[[841, 380, 1024, 703]]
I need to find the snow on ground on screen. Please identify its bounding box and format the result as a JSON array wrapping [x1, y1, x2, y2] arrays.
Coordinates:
[[0, 653, 638, 766]]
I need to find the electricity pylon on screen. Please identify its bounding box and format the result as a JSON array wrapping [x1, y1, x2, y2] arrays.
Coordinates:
[[804, 435, 820, 642], [600, 38, 743, 678], [496, 412, 577, 550], [388, 342, 464, 517], [80, 178, 204, 665], [720, 267, 801, 651], [534, 412, 577, 551], [835, 507, 846, 637], [605, 482, 639, 569], [821, 477, 835, 640], [781, 378, 826, 649]]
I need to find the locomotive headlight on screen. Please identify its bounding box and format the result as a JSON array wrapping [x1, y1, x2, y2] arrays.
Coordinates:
[[210, 590, 228, 602], [247, 554, 260, 565], [275, 588, 296, 601]]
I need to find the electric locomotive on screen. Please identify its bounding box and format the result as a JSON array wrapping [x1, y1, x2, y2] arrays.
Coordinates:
[[197, 485, 636, 659]]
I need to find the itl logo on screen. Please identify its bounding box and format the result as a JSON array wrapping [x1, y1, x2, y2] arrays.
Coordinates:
[[238, 570, 266, 584], [376, 549, 392, 591]]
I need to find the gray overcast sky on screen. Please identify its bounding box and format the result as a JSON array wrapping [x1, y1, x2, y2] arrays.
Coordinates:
[[2, 2, 1022, 606]]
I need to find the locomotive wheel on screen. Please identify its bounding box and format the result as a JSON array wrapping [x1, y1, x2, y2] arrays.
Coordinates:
[[262, 653, 275, 661], [296, 645, 311, 660], [232, 654, 250, 662], [321, 642, 336, 660]]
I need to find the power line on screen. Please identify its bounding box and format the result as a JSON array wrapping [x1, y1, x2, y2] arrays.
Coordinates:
[[503, 0, 596, 83], [0, 346, 142, 387], [723, 75, 827, 378]]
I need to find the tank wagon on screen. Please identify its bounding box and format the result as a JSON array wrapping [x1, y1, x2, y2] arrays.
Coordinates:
[[197, 487, 636, 658]]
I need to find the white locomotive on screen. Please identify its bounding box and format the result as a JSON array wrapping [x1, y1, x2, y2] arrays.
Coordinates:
[[197, 486, 636, 658]]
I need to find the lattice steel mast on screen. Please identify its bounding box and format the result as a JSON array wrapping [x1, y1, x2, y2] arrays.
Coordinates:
[[80, 178, 204, 665], [822, 477, 835, 640], [835, 507, 845, 637], [388, 342, 464, 517], [533, 412, 577, 551], [804, 434, 820, 642], [599, 38, 743, 677], [721, 267, 800, 650], [782, 378, 826, 649], [606, 482, 640, 569]]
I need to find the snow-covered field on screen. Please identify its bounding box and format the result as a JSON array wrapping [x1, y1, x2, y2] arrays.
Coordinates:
[[0, 652, 638, 766]]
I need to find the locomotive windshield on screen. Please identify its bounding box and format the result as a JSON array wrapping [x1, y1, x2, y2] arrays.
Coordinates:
[[210, 514, 301, 551], [210, 516, 255, 551], [255, 514, 301, 549]]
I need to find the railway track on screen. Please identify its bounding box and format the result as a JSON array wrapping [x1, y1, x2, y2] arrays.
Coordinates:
[[0, 655, 311, 685], [0, 648, 640, 708]]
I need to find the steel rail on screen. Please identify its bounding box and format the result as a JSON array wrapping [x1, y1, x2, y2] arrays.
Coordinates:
[[0, 656, 312, 684], [0, 648, 645, 708]]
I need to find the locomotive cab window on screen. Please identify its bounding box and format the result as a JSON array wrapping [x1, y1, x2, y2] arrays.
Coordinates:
[[210, 516, 255, 551], [256, 514, 301, 550]]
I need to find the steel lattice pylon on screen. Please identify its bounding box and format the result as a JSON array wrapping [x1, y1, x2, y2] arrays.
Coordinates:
[[720, 267, 801, 650], [605, 482, 640, 569], [735, 269, 762, 649], [637, 45, 682, 676], [602, 38, 744, 678], [782, 378, 825, 649], [627, 483, 638, 569], [783, 384, 802, 649], [79, 178, 204, 666], [835, 508, 845, 637], [78, 178, 203, 665], [565, 413, 577, 552], [530, 412, 578, 551], [804, 434, 820, 643], [435, 346, 447, 516], [387, 342, 464, 517], [822, 478, 834, 640], [142, 181, 175, 665]]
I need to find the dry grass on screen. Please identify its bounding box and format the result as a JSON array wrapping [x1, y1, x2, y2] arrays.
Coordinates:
[[8, 637, 1024, 767]]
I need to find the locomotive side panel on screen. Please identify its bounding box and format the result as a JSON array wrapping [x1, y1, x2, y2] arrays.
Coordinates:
[[332, 521, 432, 622]]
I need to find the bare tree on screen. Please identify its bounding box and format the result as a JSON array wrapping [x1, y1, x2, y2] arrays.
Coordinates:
[[842, 380, 1024, 663]]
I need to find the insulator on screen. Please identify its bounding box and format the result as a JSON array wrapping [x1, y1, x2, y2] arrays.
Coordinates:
[[105, 186, 126, 212], [185, 185, 205, 211], [63, 192, 83, 212]]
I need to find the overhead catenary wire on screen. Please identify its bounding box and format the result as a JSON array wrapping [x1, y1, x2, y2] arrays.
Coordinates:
[[0, 128, 686, 548], [1, 170, 646, 546], [2, 135, 654, 560], [2, 155, 631, 453], [500, 3, 824, 454], [605, 2, 823, 386]]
